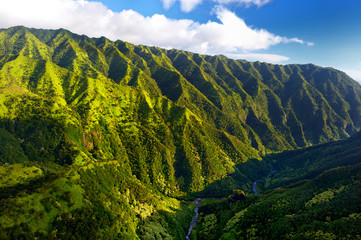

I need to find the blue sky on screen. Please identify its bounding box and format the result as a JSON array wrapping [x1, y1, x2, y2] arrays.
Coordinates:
[[0, 0, 360, 81]]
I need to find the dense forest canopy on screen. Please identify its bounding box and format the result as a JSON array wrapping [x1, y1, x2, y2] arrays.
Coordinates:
[[0, 26, 360, 239]]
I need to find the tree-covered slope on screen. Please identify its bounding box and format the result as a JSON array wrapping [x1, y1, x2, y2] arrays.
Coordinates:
[[194, 132, 361, 240], [1, 26, 361, 238]]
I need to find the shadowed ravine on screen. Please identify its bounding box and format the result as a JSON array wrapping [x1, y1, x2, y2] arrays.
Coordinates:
[[253, 165, 277, 195], [187, 165, 277, 239]]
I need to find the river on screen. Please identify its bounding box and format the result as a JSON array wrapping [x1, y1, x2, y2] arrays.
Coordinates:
[[186, 166, 276, 239], [253, 165, 277, 195], [253, 179, 260, 195], [185, 198, 203, 240]]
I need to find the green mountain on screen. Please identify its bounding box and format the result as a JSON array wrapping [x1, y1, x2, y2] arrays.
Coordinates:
[[193, 131, 361, 240], [0, 26, 361, 239]]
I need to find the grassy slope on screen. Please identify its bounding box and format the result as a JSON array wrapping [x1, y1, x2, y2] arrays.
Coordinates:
[[0, 26, 361, 238]]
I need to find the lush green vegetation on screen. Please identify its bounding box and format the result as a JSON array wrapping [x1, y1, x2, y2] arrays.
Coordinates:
[[0, 26, 361, 239], [193, 132, 361, 240]]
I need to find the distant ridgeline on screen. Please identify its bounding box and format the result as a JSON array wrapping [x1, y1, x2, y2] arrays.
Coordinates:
[[0, 26, 361, 239]]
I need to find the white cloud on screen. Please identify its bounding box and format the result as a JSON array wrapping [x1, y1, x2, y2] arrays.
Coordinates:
[[281, 38, 314, 47], [162, 0, 177, 10], [225, 53, 289, 63], [215, 0, 272, 7], [161, 0, 202, 12], [0, 0, 309, 62], [180, 0, 203, 12], [198, 6, 305, 52], [162, 0, 271, 12]]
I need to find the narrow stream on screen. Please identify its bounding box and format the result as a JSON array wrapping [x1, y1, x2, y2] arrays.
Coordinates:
[[185, 198, 203, 240], [253, 165, 277, 195], [186, 165, 277, 239], [253, 179, 260, 195]]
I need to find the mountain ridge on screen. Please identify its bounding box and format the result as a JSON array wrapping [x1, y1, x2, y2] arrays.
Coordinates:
[[1, 26, 361, 190], [1, 26, 361, 239]]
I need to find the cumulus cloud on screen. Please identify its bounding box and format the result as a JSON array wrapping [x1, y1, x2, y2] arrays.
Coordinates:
[[162, 0, 177, 10], [180, 0, 203, 12], [161, 0, 202, 12], [215, 0, 272, 7], [0, 0, 309, 63], [198, 6, 305, 52]]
